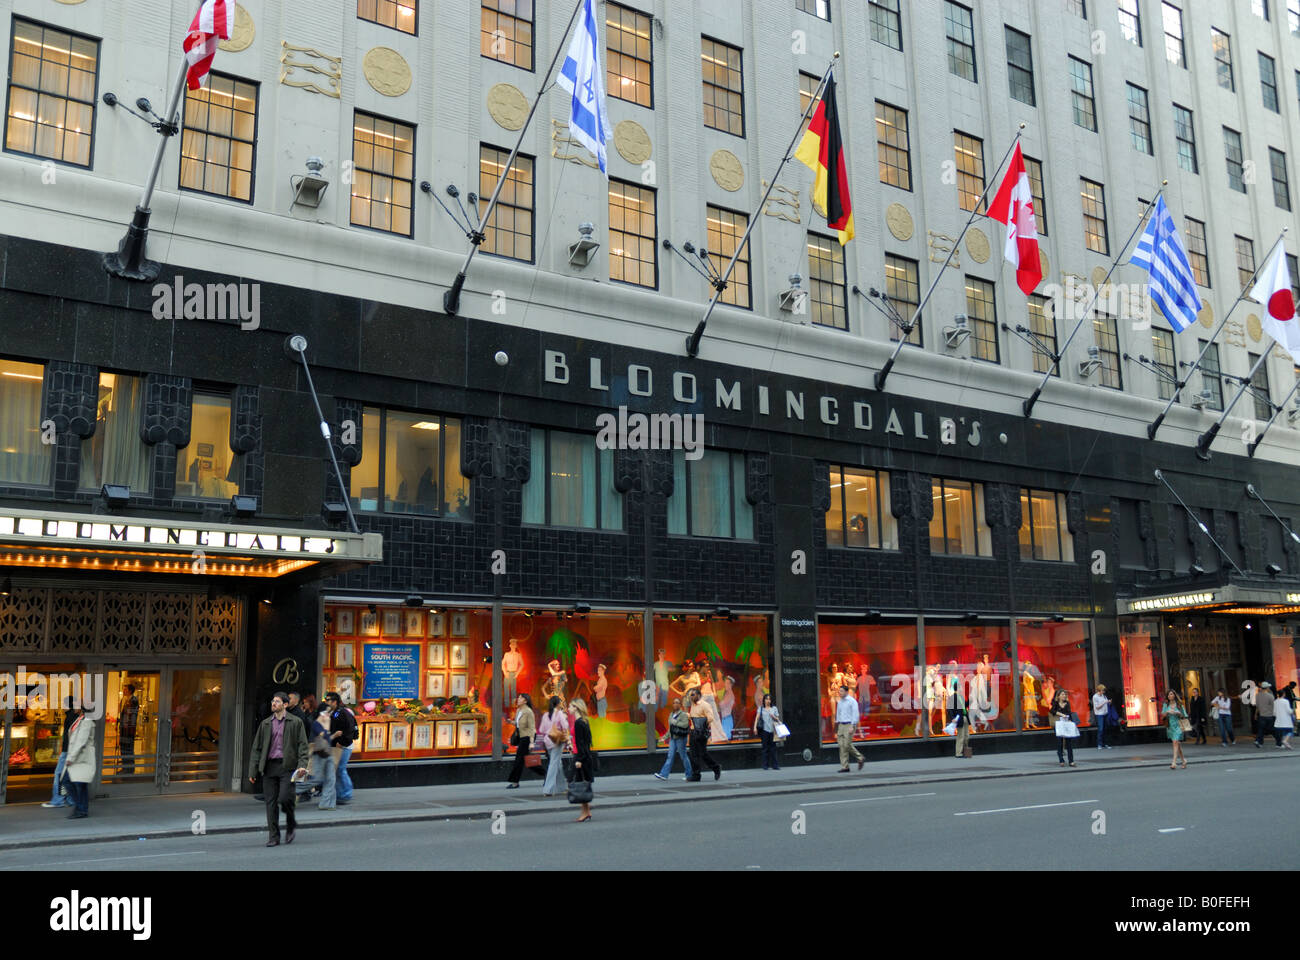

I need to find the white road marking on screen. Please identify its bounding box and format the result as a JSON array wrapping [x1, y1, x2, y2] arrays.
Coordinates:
[[1158, 827, 1186, 833], [953, 799, 1098, 816], [25, 850, 205, 867], [804, 791, 937, 807]]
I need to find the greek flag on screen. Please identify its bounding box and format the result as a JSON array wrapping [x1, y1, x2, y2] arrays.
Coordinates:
[[556, 0, 611, 175], [1129, 196, 1203, 333]]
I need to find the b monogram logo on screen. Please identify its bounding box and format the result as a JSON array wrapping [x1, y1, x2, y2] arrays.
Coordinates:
[[272, 657, 300, 685]]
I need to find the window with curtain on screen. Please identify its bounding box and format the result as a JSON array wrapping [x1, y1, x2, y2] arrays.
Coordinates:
[[930, 479, 991, 557], [176, 392, 238, 499], [0, 358, 51, 486], [348, 407, 469, 517], [668, 449, 752, 539], [885, 254, 921, 345], [1028, 295, 1057, 375], [1019, 489, 1075, 562], [521, 430, 622, 530], [1151, 329, 1176, 401], [4, 18, 98, 167], [480, 0, 532, 68], [359, 0, 416, 34], [606, 3, 652, 108], [180, 72, 257, 202], [79, 373, 151, 493]]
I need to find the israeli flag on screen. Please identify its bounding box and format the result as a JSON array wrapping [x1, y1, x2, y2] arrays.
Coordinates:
[[556, 0, 611, 175]]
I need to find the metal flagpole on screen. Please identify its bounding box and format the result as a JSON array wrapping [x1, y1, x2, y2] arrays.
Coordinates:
[[443, 0, 587, 316], [1250, 377, 1300, 456], [1194, 348, 1272, 460], [1245, 484, 1300, 545], [1153, 470, 1246, 576], [102, 19, 197, 282], [1149, 227, 1289, 440], [685, 53, 840, 359], [875, 124, 1024, 391], [1023, 185, 1167, 419]]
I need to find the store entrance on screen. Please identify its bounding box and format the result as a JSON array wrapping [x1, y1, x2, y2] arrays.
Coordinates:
[[1183, 666, 1246, 733]]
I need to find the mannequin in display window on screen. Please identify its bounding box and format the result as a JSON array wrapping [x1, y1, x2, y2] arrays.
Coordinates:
[[719, 676, 736, 740], [544, 659, 568, 706], [1021, 663, 1041, 729], [593, 664, 608, 718], [924, 665, 940, 734], [1041, 676, 1057, 714], [502, 639, 524, 707], [973, 654, 993, 731]]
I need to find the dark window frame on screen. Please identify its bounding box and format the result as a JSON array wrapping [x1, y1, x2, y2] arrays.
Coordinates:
[[4, 16, 101, 169]]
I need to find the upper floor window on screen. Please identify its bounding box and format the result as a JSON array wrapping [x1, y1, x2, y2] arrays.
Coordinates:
[[1150, 329, 1177, 401], [1270, 148, 1292, 210], [359, 0, 416, 34], [875, 100, 911, 190], [796, 0, 830, 20], [808, 233, 847, 330], [1069, 57, 1097, 132], [180, 72, 257, 202], [609, 179, 657, 288], [1199, 340, 1224, 410], [826, 467, 896, 549], [954, 131, 985, 213], [176, 392, 239, 499], [885, 254, 921, 345], [1118, 0, 1142, 45], [349, 409, 468, 517], [668, 450, 752, 540], [607, 4, 652, 108], [1163, 3, 1185, 68], [1019, 489, 1074, 562], [1025, 155, 1047, 235], [869, 0, 902, 50], [1249, 353, 1273, 421], [1093, 313, 1123, 389], [1291, 0, 1300, 33], [1235, 236, 1256, 293], [481, 0, 532, 69], [701, 37, 744, 136], [479, 144, 534, 262], [1080, 178, 1108, 255], [966, 277, 999, 363], [0, 357, 50, 487], [522, 429, 621, 530], [1212, 29, 1234, 90], [1066, 0, 1087, 16], [1254, 0, 1271, 20], [1126, 83, 1152, 155], [945, 2, 978, 82], [79, 373, 151, 494], [1224, 127, 1246, 193], [1005, 27, 1035, 106], [930, 479, 992, 557], [1260, 53, 1280, 112], [1027, 294, 1057, 375], [1184, 217, 1210, 286], [350, 111, 414, 237], [1173, 104, 1198, 173], [707, 206, 751, 309], [4, 18, 98, 167]]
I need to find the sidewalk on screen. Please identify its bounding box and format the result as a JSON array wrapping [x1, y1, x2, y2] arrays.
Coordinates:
[[3, 741, 1294, 851]]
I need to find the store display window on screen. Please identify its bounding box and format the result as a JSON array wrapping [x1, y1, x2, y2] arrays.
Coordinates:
[[0, 665, 86, 794], [1268, 622, 1298, 694], [651, 613, 772, 746], [817, 621, 920, 742], [322, 605, 493, 758], [503, 609, 646, 751], [1017, 620, 1094, 726], [924, 624, 1014, 735], [1118, 620, 1164, 727]]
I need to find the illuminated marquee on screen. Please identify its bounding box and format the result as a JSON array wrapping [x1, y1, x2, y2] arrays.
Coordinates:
[[1127, 592, 1215, 613]]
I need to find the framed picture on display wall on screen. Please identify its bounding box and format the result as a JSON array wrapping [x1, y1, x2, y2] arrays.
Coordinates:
[[405, 611, 424, 636], [435, 721, 455, 748], [365, 723, 388, 751], [450, 643, 469, 669], [428, 612, 445, 637], [426, 673, 446, 698], [427, 643, 446, 667], [382, 610, 402, 636], [412, 722, 432, 749], [333, 609, 354, 635], [456, 720, 477, 748], [335, 643, 354, 668], [450, 673, 468, 698], [451, 612, 469, 637], [360, 611, 380, 636], [389, 723, 410, 751]]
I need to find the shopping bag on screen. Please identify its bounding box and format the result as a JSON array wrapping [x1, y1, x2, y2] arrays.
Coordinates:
[[1055, 718, 1080, 739], [774, 722, 791, 741], [942, 719, 958, 736]]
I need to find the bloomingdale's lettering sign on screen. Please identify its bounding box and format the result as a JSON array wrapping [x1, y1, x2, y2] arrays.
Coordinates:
[[544, 349, 992, 448], [0, 515, 341, 556]]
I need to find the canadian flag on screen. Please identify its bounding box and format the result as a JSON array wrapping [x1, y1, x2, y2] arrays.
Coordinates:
[[183, 0, 235, 91], [1249, 240, 1300, 363], [986, 142, 1042, 296]]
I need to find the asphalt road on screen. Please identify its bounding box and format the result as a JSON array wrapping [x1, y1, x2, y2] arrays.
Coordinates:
[[4, 760, 1288, 870]]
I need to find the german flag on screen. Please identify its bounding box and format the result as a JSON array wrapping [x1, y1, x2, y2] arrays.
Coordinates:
[[795, 75, 854, 245]]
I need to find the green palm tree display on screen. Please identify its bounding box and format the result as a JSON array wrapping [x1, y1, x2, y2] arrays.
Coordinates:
[[685, 636, 722, 661], [736, 635, 765, 667], [545, 627, 584, 670]]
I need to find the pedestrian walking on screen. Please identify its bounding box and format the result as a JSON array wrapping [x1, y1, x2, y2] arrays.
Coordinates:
[[324, 692, 356, 804], [1210, 689, 1236, 745], [655, 697, 694, 781], [951, 682, 973, 759], [63, 702, 97, 820], [687, 688, 722, 781], [569, 698, 595, 821], [1162, 690, 1189, 769], [117, 683, 139, 775], [298, 705, 337, 809], [506, 693, 536, 788], [41, 698, 77, 809], [1273, 692, 1294, 749], [537, 695, 569, 796], [1049, 689, 1079, 767], [1188, 687, 1208, 744], [1254, 682, 1276, 748], [753, 693, 782, 770], [248, 691, 311, 846], [834, 685, 865, 772], [1091, 685, 1112, 750]]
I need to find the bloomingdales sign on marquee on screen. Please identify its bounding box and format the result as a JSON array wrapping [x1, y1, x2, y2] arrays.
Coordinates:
[[543, 349, 998, 448], [0, 514, 343, 556]]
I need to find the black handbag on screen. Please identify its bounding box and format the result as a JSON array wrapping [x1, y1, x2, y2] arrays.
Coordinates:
[[509, 729, 520, 748], [566, 778, 593, 804]]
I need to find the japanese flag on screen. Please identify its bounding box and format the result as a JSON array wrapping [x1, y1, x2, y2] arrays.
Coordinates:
[[1249, 241, 1300, 363]]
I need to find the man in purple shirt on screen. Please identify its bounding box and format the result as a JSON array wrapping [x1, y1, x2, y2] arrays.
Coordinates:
[[248, 692, 310, 846]]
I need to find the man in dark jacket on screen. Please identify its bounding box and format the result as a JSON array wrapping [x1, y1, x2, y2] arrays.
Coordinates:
[[325, 692, 357, 804], [248, 692, 310, 846], [1188, 688, 1208, 744]]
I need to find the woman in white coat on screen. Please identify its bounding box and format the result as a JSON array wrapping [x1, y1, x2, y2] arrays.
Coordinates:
[[64, 705, 97, 819], [1273, 693, 1294, 749]]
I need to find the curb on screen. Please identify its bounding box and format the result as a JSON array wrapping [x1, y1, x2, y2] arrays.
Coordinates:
[[3, 748, 1290, 852]]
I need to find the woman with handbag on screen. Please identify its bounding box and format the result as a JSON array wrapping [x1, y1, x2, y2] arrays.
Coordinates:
[[1161, 690, 1189, 769], [686, 688, 722, 781], [1048, 689, 1078, 767], [300, 705, 338, 809], [753, 693, 782, 770], [569, 698, 595, 821], [537, 695, 569, 796], [506, 693, 536, 788]]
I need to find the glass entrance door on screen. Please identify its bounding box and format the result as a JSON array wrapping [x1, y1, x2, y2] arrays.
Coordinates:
[[101, 670, 161, 792], [162, 668, 226, 791]]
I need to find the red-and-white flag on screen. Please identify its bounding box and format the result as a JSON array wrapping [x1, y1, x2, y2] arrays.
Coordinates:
[[986, 142, 1042, 296], [183, 0, 235, 91], [1249, 240, 1300, 363]]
